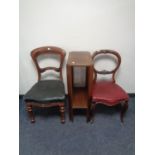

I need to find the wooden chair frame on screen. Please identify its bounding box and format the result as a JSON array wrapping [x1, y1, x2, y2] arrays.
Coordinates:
[[25, 46, 66, 123]]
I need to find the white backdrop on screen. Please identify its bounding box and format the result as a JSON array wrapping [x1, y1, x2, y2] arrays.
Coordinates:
[[19, 0, 135, 94]]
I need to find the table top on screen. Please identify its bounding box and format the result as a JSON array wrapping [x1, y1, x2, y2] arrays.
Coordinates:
[[67, 52, 92, 66]]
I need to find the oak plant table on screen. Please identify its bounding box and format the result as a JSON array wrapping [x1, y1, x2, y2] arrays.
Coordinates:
[[67, 52, 93, 122]]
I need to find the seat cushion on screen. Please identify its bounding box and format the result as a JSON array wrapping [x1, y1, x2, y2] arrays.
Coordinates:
[[24, 80, 65, 103], [92, 81, 129, 106]]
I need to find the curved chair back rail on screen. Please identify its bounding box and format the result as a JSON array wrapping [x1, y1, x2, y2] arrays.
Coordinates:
[[92, 50, 121, 82], [31, 46, 66, 81]]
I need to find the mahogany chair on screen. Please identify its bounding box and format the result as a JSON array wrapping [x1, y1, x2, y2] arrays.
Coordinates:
[[91, 50, 129, 122], [24, 46, 66, 123]]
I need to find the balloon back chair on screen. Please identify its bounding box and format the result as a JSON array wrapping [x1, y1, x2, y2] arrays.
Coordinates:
[[91, 50, 129, 123], [24, 46, 66, 123]]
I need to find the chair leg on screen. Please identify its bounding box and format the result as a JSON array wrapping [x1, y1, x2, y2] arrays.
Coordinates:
[[91, 103, 96, 123], [86, 109, 90, 123], [120, 101, 128, 123], [86, 101, 91, 122], [59, 105, 65, 124], [26, 105, 35, 123]]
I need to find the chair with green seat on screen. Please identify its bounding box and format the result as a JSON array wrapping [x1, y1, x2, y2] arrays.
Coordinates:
[[24, 46, 66, 123]]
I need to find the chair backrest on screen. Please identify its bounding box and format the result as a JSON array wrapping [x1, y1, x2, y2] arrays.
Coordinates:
[[92, 50, 121, 83], [31, 46, 66, 81]]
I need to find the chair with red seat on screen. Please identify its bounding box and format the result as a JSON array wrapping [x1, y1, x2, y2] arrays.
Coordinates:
[[91, 50, 129, 122]]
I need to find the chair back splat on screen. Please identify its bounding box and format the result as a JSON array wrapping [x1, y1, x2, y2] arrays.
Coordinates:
[[31, 46, 66, 81], [92, 50, 121, 83]]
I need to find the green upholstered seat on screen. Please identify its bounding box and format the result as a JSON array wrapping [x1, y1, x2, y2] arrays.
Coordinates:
[[24, 80, 65, 103]]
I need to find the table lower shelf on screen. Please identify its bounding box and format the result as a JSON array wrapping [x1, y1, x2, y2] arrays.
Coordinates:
[[71, 88, 88, 109]]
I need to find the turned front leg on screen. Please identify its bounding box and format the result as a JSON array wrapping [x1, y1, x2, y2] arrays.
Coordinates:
[[26, 104, 35, 123], [59, 105, 65, 124]]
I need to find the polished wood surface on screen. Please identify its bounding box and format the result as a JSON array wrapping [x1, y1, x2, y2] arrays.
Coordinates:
[[72, 88, 88, 109], [67, 52, 93, 122], [67, 52, 92, 66]]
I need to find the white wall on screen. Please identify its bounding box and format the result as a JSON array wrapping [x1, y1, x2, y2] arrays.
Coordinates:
[[19, 0, 135, 94]]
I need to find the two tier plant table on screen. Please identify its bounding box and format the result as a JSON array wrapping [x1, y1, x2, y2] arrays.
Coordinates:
[[67, 52, 93, 122]]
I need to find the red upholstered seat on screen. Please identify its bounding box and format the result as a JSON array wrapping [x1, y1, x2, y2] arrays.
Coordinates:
[[92, 81, 129, 106]]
